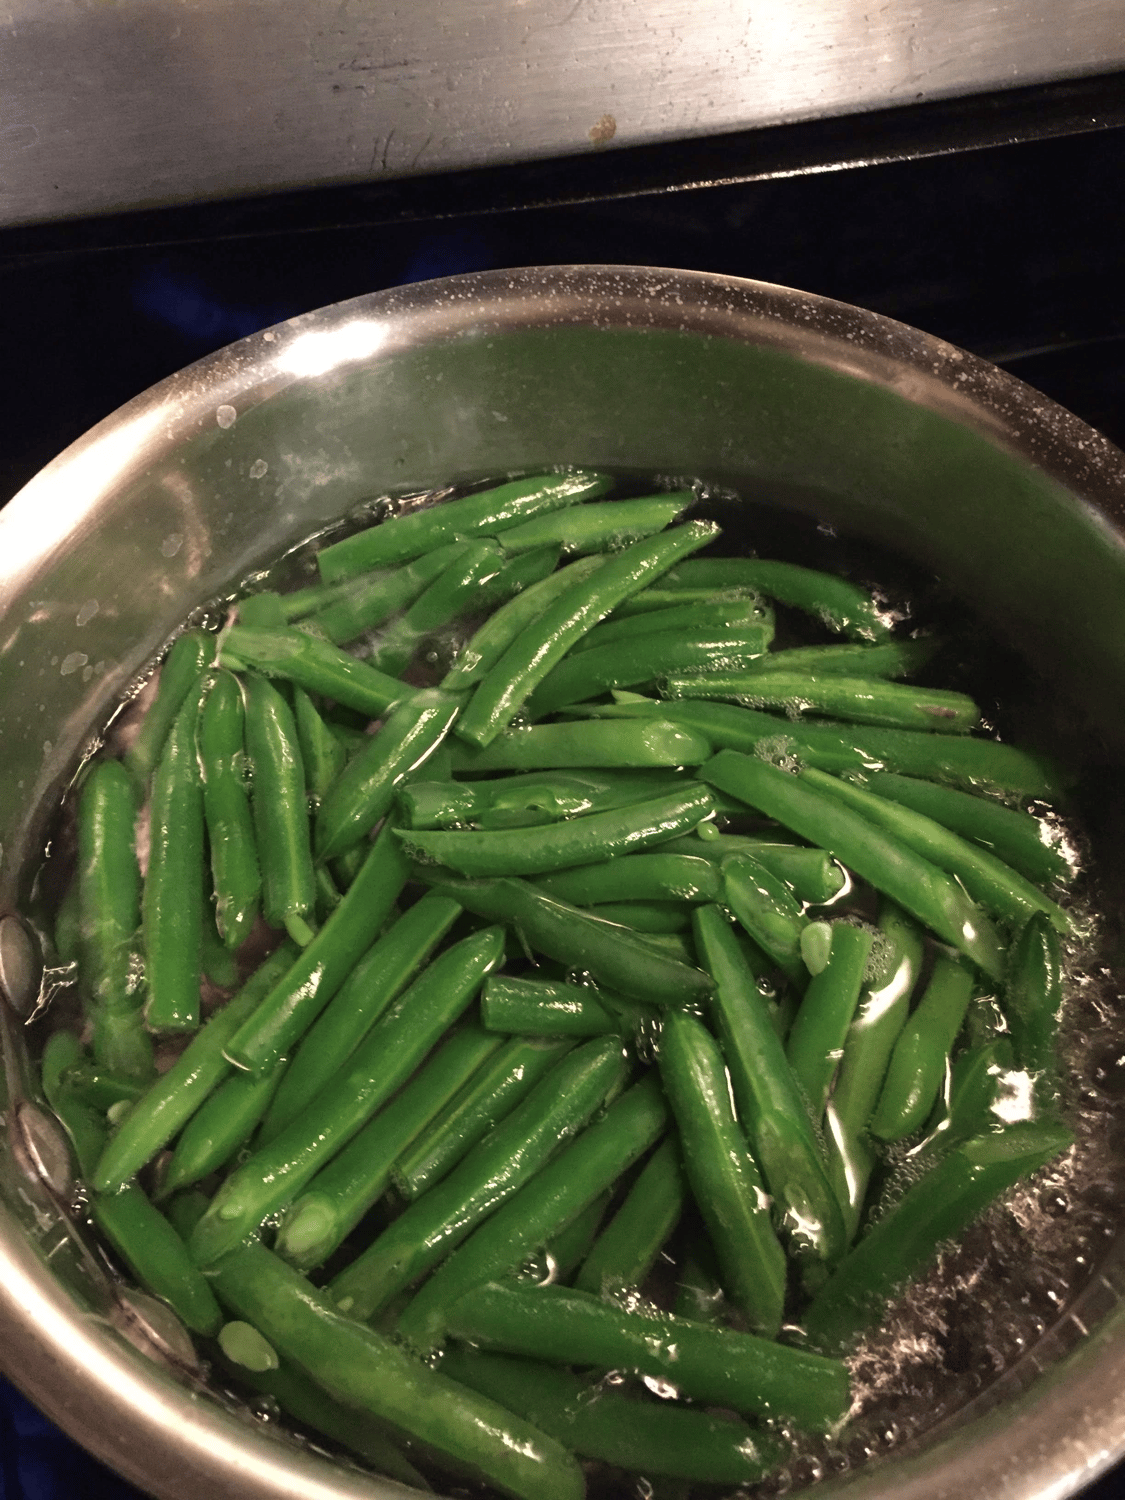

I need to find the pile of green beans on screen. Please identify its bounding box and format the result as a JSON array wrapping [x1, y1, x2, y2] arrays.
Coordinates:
[[37, 471, 1083, 1500]]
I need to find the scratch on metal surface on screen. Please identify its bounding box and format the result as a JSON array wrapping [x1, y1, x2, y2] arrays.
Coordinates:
[[411, 131, 435, 169]]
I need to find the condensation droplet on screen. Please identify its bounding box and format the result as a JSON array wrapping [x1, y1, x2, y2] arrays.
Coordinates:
[[161, 534, 184, 558], [75, 599, 99, 627], [60, 652, 88, 676], [249, 459, 268, 479], [216, 404, 237, 429]]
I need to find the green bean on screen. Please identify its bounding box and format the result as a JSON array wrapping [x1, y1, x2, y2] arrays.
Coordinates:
[[920, 1038, 1016, 1157], [326, 720, 368, 756], [673, 1230, 726, 1325], [398, 785, 716, 878], [1004, 912, 1064, 1091], [372, 540, 506, 674], [415, 874, 714, 1007], [309, 540, 471, 644], [657, 1008, 785, 1333], [329, 838, 370, 890], [260, 890, 462, 1142], [702, 750, 1006, 978], [57, 1061, 145, 1114], [865, 771, 1074, 887], [450, 718, 712, 773], [802, 767, 1072, 936], [326, 1035, 629, 1320], [144, 689, 205, 1033], [53, 879, 81, 967], [721, 852, 810, 987], [224, 819, 410, 1077], [574, 697, 1069, 801], [209, 1243, 585, 1500], [396, 1075, 667, 1351], [785, 921, 875, 1118], [279, 572, 364, 622], [442, 554, 609, 692], [239, 592, 288, 630], [663, 832, 847, 904], [124, 629, 214, 789], [190, 927, 505, 1265], [480, 974, 654, 1038], [42, 1032, 108, 1179], [497, 492, 691, 555], [590, 901, 692, 933], [393, 1035, 575, 1204], [443, 1280, 851, 1432], [200, 893, 242, 987], [395, 780, 504, 829], [803, 1119, 1075, 1353], [315, 690, 461, 861], [91, 1184, 222, 1336], [410, 769, 695, 831], [457, 520, 720, 746], [216, 1355, 431, 1491], [738, 637, 939, 679], [533, 1192, 610, 1282], [219, 625, 412, 719], [76, 760, 153, 1080], [242, 674, 316, 946], [159, 1064, 287, 1198], [502, 838, 692, 916], [529, 628, 774, 718], [692, 905, 846, 1267], [824, 902, 924, 1241], [441, 1346, 784, 1486], [291, 685, 346, 805], [198, 671, 262, 950], [276, 1021, 503, 1270], [663, 557, 891, 640], [666, 670, 979, 735], [316, 471, 610, 582], [871, 953, 975, 1141], [163, 1189, 211, 1241], [93, 942, 297, 1193], [611, 584, 760, 617], [575, 1137, 684, 1296], [575, 594, 773, 653], [314, 868, 340, 929]]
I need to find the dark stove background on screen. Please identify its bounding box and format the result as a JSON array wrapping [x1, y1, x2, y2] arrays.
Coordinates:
[[1, 116, 1124, 1500]]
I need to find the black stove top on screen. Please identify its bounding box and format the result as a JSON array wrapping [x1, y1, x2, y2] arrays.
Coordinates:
[[2, 109, 1124, 1500]]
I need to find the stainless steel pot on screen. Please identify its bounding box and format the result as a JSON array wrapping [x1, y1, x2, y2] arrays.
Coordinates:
[[2, 265, 1125, 1500]]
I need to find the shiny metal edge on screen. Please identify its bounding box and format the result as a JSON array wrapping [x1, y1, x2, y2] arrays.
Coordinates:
[[0, 1187, 419, 1500], [1, 1, 1124, 227], [2, 266, 1125, 1500]]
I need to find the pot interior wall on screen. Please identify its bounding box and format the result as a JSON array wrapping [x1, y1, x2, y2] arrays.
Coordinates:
[[4, 306, 1125, 903]]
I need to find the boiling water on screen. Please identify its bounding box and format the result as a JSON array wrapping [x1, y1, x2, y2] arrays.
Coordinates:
[[25, 479, 1125, 1500]]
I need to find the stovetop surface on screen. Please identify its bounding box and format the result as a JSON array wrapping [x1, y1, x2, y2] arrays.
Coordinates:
[[1, 117, 1124, 1500]]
